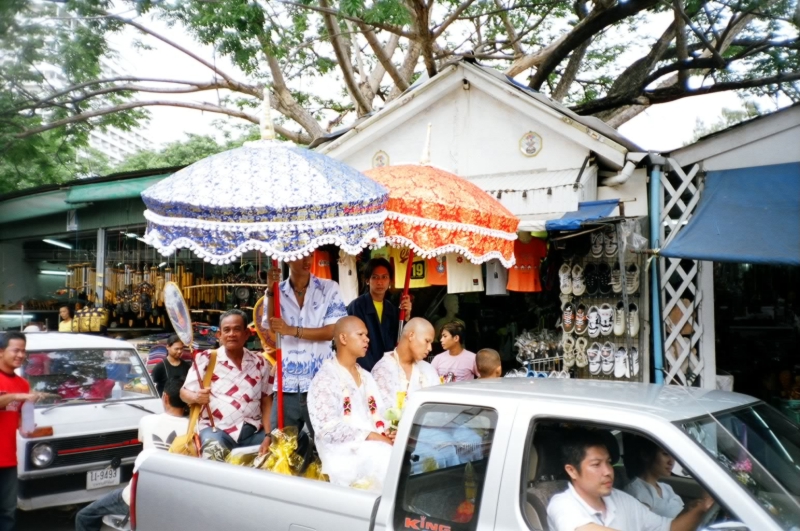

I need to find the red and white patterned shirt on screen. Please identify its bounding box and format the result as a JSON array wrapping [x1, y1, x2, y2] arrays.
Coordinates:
[[183, 347, 273, 441]]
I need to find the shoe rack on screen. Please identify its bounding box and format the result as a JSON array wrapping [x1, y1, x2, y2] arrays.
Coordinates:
[[559, 222, 647, 382]]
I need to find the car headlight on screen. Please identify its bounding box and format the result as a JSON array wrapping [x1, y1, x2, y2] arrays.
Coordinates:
[[31, 443, 55, 468]]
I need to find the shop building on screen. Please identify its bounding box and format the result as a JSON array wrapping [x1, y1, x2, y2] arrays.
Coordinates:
[[656, 104, 800, 401], [316, 59, 654, 384]]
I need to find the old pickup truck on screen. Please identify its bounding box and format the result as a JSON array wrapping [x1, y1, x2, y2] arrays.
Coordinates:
[[133, 379, 800, 531]]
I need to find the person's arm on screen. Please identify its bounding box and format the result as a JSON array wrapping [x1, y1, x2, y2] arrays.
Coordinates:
[[180, 353, 210, 406], [576, 525, 615, 531], [151, 363, 166, 395], [669, 495, 714, 531], [0, 392, 39, 408], [269, 322, 335, 341]]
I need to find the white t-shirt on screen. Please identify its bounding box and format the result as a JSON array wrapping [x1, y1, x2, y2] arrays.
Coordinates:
[[337, 251, 359, 305], [485, 259, 509, 296], [446, 254, 484, 294], [625, 477, 685, 518], [121, 413, 189, 505], [547, 483, 672, 531]]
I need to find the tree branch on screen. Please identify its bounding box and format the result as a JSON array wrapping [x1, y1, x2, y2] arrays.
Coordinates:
[[388, 41, 422, 100], [527, 0, 660, 89], [319, 0, 372, 116], [493, 0, 524, 58], [432, 0, 478, 39], [276, 0, 415, 39], [358, 24, 409, 91]]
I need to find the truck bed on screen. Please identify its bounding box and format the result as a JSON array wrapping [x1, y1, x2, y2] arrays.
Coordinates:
[[135, 453, 380, 531]]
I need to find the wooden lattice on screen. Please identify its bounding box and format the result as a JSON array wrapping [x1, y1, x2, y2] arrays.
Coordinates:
[[658, 160, 716, 388]]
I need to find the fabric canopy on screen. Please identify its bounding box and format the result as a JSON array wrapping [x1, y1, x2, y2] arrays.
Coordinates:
[[545, 199, 619, 231], [661, 162, 800, 265]]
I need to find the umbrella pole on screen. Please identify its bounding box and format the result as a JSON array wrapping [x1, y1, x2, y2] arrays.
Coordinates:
[[398, 248, 414, 341], [272, 260, 284, 431]]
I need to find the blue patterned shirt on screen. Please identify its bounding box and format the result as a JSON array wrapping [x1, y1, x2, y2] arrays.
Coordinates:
[[263, 275, 347, 393]]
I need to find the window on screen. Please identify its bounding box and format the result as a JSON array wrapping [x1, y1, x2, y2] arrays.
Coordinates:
[[522, 420, 762, 531], [394, 404, 498, 531], [679, 404, 800, 529], [22, 349, 156, 406]]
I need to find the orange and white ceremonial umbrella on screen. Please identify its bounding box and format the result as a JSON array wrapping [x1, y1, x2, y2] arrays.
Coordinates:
[[364, 125, 520, 334]]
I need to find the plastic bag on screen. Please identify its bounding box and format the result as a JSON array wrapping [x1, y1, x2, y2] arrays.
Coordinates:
[[259, 427, 302, 476]]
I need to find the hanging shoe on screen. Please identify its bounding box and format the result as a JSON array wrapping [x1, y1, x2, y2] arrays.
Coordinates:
[[626, 264, 640, 294], [597, 263, 612, 295], [584, 263, 599, 296], [559, 263, 573, 295], [575, 337, 589, 368], [604, 227, 618, 257], [631, 347, 640, 377], [628, 303, 640, 337], [559, 292, 573, 308], [590, 231, 604, 258], [587, 306, 600, 338], [600, 342, 615, 375], [613, 301, 626, 336], [574, 304, 588, 335], [587, 342, 601, 375], [572, 264, 586, 296], [614, 346, 629, 378], [598, 303, 614, 336], [611, 263, 622, 293], [561, 303, 575, 333]]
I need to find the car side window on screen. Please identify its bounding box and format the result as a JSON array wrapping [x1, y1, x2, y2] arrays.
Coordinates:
[[394, 404, 498, 531], [522, 420, 753, 531]]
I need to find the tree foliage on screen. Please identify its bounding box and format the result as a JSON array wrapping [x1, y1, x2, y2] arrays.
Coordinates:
[[1, 0, 798, 191]]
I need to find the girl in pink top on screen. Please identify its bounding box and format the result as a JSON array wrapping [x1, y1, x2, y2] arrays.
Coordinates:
[[431, 322, 479, 382]]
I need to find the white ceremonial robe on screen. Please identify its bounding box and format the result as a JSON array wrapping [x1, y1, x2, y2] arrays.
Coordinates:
[[371, 350, 441, 415], [308, 359, 392, 491]]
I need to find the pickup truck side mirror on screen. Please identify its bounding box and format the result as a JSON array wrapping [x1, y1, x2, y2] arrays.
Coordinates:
[[701, 523, 749, 531]]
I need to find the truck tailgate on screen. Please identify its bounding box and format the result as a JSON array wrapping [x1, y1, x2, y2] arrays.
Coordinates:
[[136, 453, 380, 531]]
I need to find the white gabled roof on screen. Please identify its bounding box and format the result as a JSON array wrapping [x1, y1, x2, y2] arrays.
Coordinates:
[[318, 60, 635, 169]]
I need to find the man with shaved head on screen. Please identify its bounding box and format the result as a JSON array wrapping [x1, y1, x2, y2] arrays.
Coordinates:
[[371, 317, 440, 416], [307, 316, 392, 491]]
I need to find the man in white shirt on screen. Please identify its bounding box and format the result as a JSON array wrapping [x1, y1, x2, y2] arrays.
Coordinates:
[[547, 429, 714, 531], [307, 316, 392, 491], [75, 379, 189, 531]]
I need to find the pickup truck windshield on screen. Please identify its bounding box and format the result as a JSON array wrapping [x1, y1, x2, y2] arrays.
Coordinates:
[[679, 403, 800, 529], [22, 349, 156, 406]]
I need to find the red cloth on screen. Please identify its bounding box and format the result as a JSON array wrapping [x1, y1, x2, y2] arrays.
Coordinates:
[[310, 250, 332, 280], [507, 238, 547, 292], [0, 370, 30, 467], [426, 256, 448, 286]]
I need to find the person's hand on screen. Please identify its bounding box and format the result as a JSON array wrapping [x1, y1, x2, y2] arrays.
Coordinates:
[[195, 388, 211, 405], [269, 317, 291, 335], [20, 392, 43, 402], [367, 432, 393, 445], [387, 431, 397, 443], [258, 435, 272, 456], [399, 295, 412, 320], [698, 492, 715, 512], [267, 268, 281, 287]]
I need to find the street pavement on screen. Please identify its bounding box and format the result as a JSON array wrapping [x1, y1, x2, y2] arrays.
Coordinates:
[[17, 507, 76, 531]]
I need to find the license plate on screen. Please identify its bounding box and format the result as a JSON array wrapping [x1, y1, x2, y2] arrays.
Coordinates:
[[87, 467, 120, 490]]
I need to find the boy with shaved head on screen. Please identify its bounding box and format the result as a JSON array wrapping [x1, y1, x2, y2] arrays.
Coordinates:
[[307, 316, 392, 491], [371, 317, 441, 416]]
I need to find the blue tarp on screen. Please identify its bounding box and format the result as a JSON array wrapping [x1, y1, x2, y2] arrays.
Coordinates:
[[545, 199, 619, 231], [661, 162, 800, 266]]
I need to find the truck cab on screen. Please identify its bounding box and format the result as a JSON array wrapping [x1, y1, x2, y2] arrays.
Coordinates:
[[17, 333, 162, 510]]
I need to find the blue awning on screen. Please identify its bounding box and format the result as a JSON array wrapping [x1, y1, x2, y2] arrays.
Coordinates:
[[661, 162, 800, 265], [545, 199, 619, 231]]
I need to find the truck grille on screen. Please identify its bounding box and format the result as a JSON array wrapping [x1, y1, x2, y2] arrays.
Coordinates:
[[26, 430, 142, 469]]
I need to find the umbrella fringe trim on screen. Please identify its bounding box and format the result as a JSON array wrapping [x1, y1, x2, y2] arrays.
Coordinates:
[[143, 209, 388, 232], [386, 212, 518, 240], [144, 231, 384, 265], [384, 236, 516, 268]]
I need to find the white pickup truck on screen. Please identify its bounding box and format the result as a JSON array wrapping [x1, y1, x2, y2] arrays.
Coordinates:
[[133, 379, 800, 531], [18, 333, 162, 510]]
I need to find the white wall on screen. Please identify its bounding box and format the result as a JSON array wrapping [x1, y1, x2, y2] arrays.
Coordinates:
[[703, 125, 800, 171], [339, 83, 590, 176]]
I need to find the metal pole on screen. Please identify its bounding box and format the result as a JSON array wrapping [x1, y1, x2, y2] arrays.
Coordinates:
[[649, 160, 665, 384], [95, 228, 106, 307]]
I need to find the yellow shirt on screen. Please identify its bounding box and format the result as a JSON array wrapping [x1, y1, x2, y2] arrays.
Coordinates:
[[59, 320, 73, 332], [373, 300, 383, 323]]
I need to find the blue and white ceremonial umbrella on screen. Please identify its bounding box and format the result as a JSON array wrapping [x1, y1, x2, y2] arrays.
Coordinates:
[[140, 96, 388, 264]]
